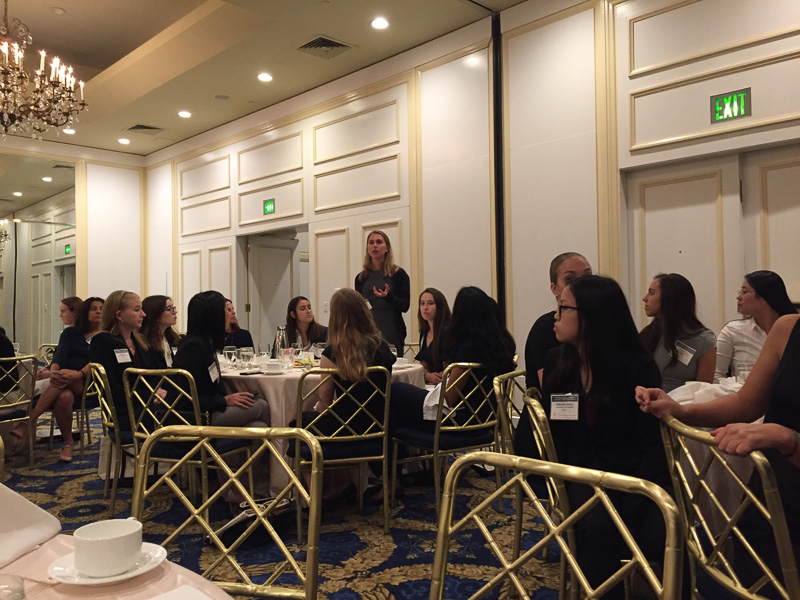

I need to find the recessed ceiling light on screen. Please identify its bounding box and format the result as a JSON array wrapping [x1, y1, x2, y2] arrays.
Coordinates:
[[62, 128, 75, 134], [12, 192, 22, 197], [371, 17, 389, 29], [42, 176, 52, 182], [12, 218, 21, 223], [51, 7, 66, 15], [118, 138, 130, 145], [214, 94, 229, 101], [178, 110, 191, 118], [257, 72, 273, 82]]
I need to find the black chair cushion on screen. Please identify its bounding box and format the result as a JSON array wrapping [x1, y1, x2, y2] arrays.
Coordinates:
[[394, 426, 494, 450], [0, 409, 26, 423], [287, 438, 383, 461]]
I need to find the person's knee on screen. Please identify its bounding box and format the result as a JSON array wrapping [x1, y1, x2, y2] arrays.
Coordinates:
[[56, 390, 74, 408]]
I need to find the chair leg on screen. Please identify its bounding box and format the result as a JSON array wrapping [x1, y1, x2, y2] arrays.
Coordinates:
[[103, 440, 113, 499], [28, 418, 35, 470], [382, 451, 390, 534], [109, 444, 123, 518], [0, 435, 5, 481], [433, 452, 442, 515], [390, 441, 400, 510], [48, 417, 55, 451]]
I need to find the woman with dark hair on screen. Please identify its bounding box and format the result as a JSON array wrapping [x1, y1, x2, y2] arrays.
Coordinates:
[[89, 291, 161, 432], [354, 230, 410, 353], [141, 295, 181, 367], [59, 296, 83, 328], [415, 288, 451, 385], [640, 273, 716, 392], [173, 291, 269, 428], [223, 299, 255, 349], [391, 286, 515, 433], [11, 297, 104, 461], [517, 275, 667, 598], [284, 296, 327, 350], [715, 270, 796, 382]]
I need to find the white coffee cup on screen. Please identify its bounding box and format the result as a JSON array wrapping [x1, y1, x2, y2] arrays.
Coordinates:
[[395, 357, 408, 367], [264, 360, 282, 373], [74, 518, 143, 578]]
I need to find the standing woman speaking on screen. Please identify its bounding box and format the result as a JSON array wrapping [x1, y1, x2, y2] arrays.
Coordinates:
[[354, 230, 410, 353]]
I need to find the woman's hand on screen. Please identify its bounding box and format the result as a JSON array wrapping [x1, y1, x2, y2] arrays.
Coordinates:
[[373, 284, 390, 298], [37, 368, 51, 380], [711, 422, 795, 457], [225, 392, 254, 409], [635, 386, 684, 419], [424, 371, 442, 385]]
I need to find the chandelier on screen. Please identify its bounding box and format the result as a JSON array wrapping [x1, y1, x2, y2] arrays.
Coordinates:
[[0, 0, 87, 137], [0, 219, 10, 248]]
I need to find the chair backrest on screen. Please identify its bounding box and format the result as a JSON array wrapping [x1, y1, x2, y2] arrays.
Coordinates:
[[296, 366, 391, 443], [0, 355, 37, 409], [403, 342, 419, 361], [131, 425, 323, 599], [430, 451, 684, 600], [493, 369, 526, 453], [86, 363, 118, 433], [661, 415, 800, 599], [37, 344, 58, 368], [435, 362, 497, 433], [122, 368, 202, 452]]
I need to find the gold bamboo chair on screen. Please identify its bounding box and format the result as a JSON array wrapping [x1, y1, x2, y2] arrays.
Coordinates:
[[403, 342, 419, 361], [0, 355, 38, 472], [661, 415, 800, 599], [292, 366, 392, 534], [430, 451, 684, 600], [392, 362, 501, 514], [132, 425, 322, 599], [493, 369, 527, 455], [37, 343, 57, 368]]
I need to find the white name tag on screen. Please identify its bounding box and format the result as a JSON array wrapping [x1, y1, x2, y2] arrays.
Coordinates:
[[675, 340, 696, 366], [366, 299, 372, 310], [208, 362, 220, 383], [114, 348, 132, 364], [550, 393, 579, 421]]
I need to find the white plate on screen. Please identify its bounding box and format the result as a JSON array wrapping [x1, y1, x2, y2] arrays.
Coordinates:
[[393, 363, 413, 370], [48, 542, 167, 585]]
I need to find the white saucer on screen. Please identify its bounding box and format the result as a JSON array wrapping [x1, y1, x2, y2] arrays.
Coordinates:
[[260, 370, 286, 376], [393, 363, 413, 370], [48, 542, 167, 585]]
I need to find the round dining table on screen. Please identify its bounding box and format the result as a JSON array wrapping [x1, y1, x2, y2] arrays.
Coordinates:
[[0, 534, 232, 599], [221, 362, 425, 497]]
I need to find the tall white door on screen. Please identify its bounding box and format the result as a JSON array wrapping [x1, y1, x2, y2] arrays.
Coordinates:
[[625, 155, 742, 334], [247, 237, 299, 351]]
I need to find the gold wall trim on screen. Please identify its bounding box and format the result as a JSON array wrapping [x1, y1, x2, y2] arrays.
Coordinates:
[[179, 155, 230, 200], [627, 0, 700, 77], [237, 132, 303, 185], [629, 47, 800, 151], [179, 195, 231, 237], [504, 0, 596, 40], [312, 101, 400, 165], [313, 154, 401, 213], [237, 178, 304, 226], [312, 226, 350, 300], [74, 159, 88, 298]]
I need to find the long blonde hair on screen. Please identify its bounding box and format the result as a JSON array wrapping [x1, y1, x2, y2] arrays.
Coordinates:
[[357, 230, 399, 281], [101, 290, 149, 350], [327, 288, 383, 381]]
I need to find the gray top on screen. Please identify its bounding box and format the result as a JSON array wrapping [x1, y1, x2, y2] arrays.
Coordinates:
[[653, 328, 717, 393]]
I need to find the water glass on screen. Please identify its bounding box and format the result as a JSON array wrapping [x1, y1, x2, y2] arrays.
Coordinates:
[[291, 342, 302, 353], [735, 362, 755, 384], [240, 348, 254, 368], [223, 346, 236, 368], [280, 347, 296, 369], [388, 344, 397, 357], [11, 342, 20, 357], [0, 574, 25, 599], [312, 342, 326, 359]]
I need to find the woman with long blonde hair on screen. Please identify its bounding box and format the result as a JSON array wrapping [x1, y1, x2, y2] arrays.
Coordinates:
[[353, 230, 410, 354]]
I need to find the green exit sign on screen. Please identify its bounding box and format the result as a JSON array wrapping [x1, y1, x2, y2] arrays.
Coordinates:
[[263, 199, 275, 215], [64, 244, 71, 255], [710, 87, 751, 124]]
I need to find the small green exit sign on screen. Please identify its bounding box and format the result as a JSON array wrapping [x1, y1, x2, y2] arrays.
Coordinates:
[[64, 244, 71, 255], [710, 87, 751, 124], [263, 199, 275, 215]]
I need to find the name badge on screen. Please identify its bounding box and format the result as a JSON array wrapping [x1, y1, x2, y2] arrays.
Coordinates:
[[675, 340, 696, 366], [550, 393, 579, 421], [170, 347, 178, 355], [208, 362, 220, 383], [366, 300, 372, 310], [114, 348, 132, 364]]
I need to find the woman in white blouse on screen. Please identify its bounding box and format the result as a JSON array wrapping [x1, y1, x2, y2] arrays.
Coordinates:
[[715, 270, 796, 382]]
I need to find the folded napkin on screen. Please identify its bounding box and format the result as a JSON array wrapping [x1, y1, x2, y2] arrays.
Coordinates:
[[150, 585, 214, 599], [0, 483, 61, 568], [668, 379, 742, 405]]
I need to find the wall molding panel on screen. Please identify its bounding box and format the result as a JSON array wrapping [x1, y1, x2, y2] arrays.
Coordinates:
[[207, 245, 233, 299], [313, 101, 400, 165], [180, 195, 231, 237], [238, 179, 303, 226], [180, 156, 230, 200], [313, 155, 401, 213], [237, 133, 303, 185]]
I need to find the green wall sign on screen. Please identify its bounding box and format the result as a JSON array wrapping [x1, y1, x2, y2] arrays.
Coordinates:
[[710, 87, 751, 124], [64, 244, 71, 255], [263, 199, 275, 215]]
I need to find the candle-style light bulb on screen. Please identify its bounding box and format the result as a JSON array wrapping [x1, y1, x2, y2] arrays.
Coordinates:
[[39, 49, 45, 72], [79, 80, 84, 101]]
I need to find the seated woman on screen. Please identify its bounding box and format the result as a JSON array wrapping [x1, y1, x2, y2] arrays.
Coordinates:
[[141, 295, 181, 368], [640, 273, 716, 392], [12, 297, 104, 462], [88, 291, 162, 431], [391, 286, 515, 433], [518, 275, 668, 598], [415, 288, 451, 385], [223, 299, 254, 349], [638, 310, 800, 589], [173, 291, 269, 429], [715, 270, 796, 382], [284, 296, 327, 350], [38, 296, 83, 381]]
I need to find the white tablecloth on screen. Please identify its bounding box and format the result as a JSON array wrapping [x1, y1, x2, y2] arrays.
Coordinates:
[[0, 535, 232, 599], [222, 363, 425, 496]]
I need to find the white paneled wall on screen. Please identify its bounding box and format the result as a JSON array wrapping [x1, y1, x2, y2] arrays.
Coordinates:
[[145, 163, 173, 296]]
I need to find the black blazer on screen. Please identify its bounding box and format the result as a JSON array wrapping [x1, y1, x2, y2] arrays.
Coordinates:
[[172, 335, 228, 414]]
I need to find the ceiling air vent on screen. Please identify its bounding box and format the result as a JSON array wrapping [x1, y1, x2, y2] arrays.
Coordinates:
[[52, 164, 74, 170], [126, 123, 164, 136], [298, 36, 353, 60]]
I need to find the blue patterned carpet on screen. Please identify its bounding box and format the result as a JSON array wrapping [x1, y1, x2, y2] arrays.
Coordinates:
[[3, 416, 559, 599]]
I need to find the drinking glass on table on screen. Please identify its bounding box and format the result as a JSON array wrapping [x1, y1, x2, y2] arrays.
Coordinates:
[[223, 346, 236, 368], [280, 347, 296, 370], [240, 348, 255, 368], [0, 574, 25, 600], [11, 342, 20, 357], [312, 342, 326, 359], [388, 344, 397, 357]]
